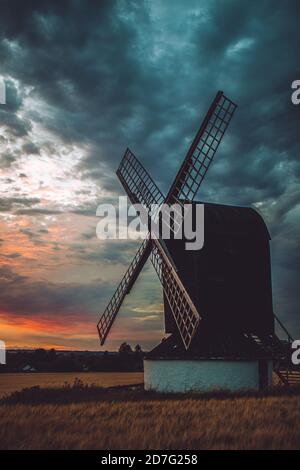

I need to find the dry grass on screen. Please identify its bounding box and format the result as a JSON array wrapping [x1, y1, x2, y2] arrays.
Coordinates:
[[0, 383, 299, 450], [0, 372, 143, 397]]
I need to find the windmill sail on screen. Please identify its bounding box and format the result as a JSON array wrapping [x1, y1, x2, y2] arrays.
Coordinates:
[[117, 148, 183, 237], [117, 148, 164, 211], [166, 92, 237, 204], [97, 236, 152, 345], [151, 239, 201, 349]]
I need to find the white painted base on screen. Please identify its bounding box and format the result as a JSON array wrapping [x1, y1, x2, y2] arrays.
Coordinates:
[[144, 359, 273, 392]]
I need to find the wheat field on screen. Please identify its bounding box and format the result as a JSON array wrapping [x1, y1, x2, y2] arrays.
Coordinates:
[[0, 385, 299, 450], [0, 372, 144, 397]]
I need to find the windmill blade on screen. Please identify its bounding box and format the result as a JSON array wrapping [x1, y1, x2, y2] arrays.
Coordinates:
[[97, 236, 152, 345], [151, 238, 201, 350], [117, 148, 182, 268], [117, 148, 165, 212], [117, 148, 184, 236], [166, 91, 237, 204]]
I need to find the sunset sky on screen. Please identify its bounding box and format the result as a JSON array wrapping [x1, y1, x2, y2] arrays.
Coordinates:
[[0, 0, 299, 351]]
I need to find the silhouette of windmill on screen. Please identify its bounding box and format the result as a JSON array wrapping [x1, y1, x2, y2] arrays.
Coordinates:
[[97, 91, 295, 392]]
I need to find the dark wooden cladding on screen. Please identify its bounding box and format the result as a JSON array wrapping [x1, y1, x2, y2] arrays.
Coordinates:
[[164, 201, 274, 341]]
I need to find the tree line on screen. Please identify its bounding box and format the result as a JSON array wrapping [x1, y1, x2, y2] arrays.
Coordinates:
[[0, 343, 144, 373]]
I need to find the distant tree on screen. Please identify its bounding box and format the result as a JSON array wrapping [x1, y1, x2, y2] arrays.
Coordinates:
[[134, 344, 142, 354], [118, 343, 134, 371], [118, 342, 133, 355], [133, 344, 144, 371]]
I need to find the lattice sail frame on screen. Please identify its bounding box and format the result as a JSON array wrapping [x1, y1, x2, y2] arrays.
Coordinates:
[[97, 236, 152, 345], [117, 148, 164, 210], [97, 91, 237, 350], [118, 149, 189, 239], [117, 149, 182, 240], [166, 92, 237, 204], [151, 240, 200, 348]]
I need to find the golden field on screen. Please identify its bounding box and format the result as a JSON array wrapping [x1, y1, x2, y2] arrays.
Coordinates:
[[0, 380, 299, 450], [0, 372, 143, 397]]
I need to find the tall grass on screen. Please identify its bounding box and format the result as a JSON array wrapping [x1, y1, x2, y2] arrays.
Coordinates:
[[0, 382, 299, 450]]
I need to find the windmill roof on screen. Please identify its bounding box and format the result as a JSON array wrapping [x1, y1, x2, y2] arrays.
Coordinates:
[[196, 201, 271, 240]]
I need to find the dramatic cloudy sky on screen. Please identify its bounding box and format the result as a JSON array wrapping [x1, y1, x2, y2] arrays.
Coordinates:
[[0, 0, 299, 350]]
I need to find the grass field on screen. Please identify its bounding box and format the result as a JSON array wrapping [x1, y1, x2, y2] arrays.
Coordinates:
[[0, 372, 144, 397], [0, 381, 299, 450]]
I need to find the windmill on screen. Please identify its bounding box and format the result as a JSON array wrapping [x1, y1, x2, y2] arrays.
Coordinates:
[[97, 91, 295, 392]]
